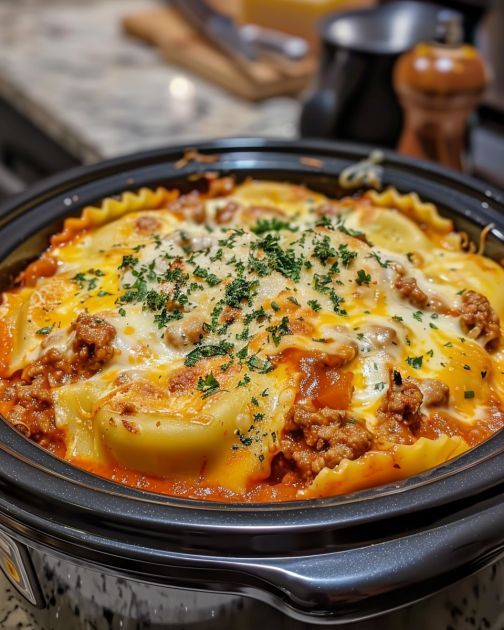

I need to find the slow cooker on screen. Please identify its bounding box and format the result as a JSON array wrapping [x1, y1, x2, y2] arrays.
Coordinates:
[[0, 139, 502, 629]]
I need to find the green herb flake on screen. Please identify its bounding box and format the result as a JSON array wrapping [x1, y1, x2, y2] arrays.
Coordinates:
[[185, 342, 234, 367], [308, 299, 321, 312], [251, 218, 296, 235], [35, 325, 54, 335], [267, 316, 291, 346], [197, 372, 220, 399], [356, 270, 371, 286], [406, 355, 423, 369]]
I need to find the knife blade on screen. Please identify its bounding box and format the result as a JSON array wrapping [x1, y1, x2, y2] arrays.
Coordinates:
[[171, 0, 259, 63]]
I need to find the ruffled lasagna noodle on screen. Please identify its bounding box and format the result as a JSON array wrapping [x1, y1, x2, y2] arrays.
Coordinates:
[[0, 179, 503, 502]]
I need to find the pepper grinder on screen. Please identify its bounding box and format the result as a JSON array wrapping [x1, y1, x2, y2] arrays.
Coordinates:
[[393, 11, 489, 171]]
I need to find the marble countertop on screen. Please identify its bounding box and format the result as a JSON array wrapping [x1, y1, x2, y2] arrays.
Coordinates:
[[0, 0, 300, 163]]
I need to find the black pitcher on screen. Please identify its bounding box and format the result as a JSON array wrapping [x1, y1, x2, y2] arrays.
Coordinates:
[[300, 1, 452, 147]]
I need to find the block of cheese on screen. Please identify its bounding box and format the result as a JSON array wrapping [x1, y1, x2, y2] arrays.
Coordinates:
[[240, 0, 376, 51]]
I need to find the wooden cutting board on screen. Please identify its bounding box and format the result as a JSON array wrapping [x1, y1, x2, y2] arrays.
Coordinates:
[[122, 2, 315, 101]]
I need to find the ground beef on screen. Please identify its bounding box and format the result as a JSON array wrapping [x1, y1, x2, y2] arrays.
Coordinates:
[[22, 348, 72, 387], [71, 314, 116, 376], [360, 325, 399, 349], [394, 274, 428, 309], [220, 305, 241, 325], [134, 215, 161, 235], [215, 201, 241, 224], [168, 367, 200, 394], [459, 290, 500, 348], [280, 401, 373, 480], [3, 374, 54, 437], [415, 378, 449, 407], [394, 266, 450, 314], [378, 370, 423, 430], [207, 176, 235, 198], [2, 314, 116, 442], [164, 314, 206, 349], [167, 191, 206, 223]]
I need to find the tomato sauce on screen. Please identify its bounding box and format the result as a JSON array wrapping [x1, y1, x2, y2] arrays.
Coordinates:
[[418, 408, 504, 448], [73, 458, 300, 502], [281, 348, 354, 409], [18, 255, 58, 287]]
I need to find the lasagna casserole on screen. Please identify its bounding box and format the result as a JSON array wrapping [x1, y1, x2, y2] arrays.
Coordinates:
[[0, 179, 502, 501]]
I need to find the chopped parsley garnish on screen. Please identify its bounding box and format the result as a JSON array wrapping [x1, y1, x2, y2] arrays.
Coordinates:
[[308, 299, 321, 312], [267, 316, 291, 346], [368, 252, 390, 268], [406, 355, 423, 369], [72, 269, 105, 292], [237, 431, 253, 447], [237, 373, 251, 387], [314, 215, 333, 229], [338, 244, 358, 268], [412, 310, 423, 321], [464, 390, 475, 399], [337, 222, 369, 243], [236, 346, 249, 361], [193, 266, 221, 287], [356, 269, 371, 286], [251, 218, 296, 235], [329, 290, 347, 315], [184, 342, 234, 367], [225, 277, 258, 308], [313, 235, 337, 265], [118, 255, 139, 270], [197, 372, 220, 399], [35, 325, 54, 335], [247, 355, 273, 373], [254, 233, 303, 282]]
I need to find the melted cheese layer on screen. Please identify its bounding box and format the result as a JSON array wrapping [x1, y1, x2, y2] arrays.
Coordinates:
[[0, 181, 502, 500]]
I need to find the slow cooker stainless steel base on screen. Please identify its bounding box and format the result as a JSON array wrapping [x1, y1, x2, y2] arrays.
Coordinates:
[[1, 554, 503, 629]]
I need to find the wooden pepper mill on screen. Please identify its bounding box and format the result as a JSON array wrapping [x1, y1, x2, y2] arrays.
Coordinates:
[[394, 11, 489, 171]]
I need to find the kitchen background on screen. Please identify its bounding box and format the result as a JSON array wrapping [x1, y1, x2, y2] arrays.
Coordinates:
[[0, 0, 502, 204]]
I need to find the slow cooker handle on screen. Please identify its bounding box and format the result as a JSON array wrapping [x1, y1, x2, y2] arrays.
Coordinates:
[[242, 500, 503, 621]]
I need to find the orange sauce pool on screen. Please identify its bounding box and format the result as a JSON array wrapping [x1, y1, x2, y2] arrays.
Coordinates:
[[72, 458, 300, 502]]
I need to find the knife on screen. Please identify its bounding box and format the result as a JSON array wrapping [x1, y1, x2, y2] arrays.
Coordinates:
[[171, 0, 308, 64]]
